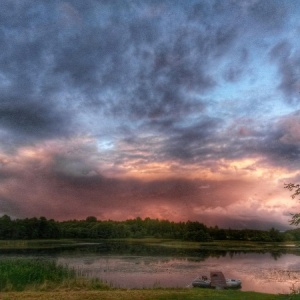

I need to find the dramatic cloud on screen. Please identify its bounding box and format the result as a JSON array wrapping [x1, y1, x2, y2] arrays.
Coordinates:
[[0, 0, 300, 229], [270, 40, 300, 102]]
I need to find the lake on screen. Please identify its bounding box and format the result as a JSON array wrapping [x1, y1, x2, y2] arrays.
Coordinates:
[[2, 241, 300, 294]]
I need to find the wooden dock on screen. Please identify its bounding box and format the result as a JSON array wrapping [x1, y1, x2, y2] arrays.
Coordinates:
[[210, 271, 227, 289]]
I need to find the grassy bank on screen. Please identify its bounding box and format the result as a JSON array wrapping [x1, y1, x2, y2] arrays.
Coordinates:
[[0, 289, 293, 300], [0, 238, 299, 252], [0, 239, 80, 250], [0, 259, 109, 292]]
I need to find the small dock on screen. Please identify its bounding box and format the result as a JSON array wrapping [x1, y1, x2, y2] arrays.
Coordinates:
[[210, 271, 227, 289]]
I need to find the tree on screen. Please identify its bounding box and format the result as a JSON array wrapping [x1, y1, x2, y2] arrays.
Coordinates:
[[0, 215, 13, 239], [285, 183, 300, 225], [86, 216, 97, 222]]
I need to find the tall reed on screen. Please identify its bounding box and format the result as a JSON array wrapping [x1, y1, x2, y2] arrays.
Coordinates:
[[0, 258, 76, 291]]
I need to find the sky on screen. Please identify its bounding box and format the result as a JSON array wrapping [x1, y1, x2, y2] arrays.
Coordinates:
[[1, 0, 300, 230]]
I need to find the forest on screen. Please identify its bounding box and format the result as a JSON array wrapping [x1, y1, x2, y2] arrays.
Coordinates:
[[1, 214, 299, 242]]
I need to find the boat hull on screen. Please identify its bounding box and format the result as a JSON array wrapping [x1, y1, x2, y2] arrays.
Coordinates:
[[226, 279, 242, 288], [192, 273, 242, 289], [192, 279, 211, 288]]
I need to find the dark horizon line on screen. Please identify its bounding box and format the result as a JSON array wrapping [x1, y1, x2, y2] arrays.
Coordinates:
[[1, 214, 296, 233]]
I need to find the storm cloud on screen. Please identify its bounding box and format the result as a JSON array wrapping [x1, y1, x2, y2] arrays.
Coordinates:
[[0, 0, 300, 229]]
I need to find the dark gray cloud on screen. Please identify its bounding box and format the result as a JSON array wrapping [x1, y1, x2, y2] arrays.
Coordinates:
[[211, 113, 300, 169], [0, 0, 242, 144], [0, 2, 76, 145], [0, 100, 71, 140], [223, 67, 243, 82], [0, 0, 299, 228], [0, 0, 286, 137], [151, 108, 300, 168], [160, 117, 222, 161], [247, 0, 287, 30], [0, 196, 22, 218], [238, 112, 300, 169], [269, 41, 300, 102], [0, 170, 13, 181]]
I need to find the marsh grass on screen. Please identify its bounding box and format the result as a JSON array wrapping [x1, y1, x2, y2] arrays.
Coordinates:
[[0, 238, 299, 252], [0, 259, 109, 291], [0, 239, 78, 249]]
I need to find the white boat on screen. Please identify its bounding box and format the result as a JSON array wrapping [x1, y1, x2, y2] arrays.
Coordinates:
[[225, 278, 242, 288], [192, 276, 211, 288], [192, 272, 241, 289]]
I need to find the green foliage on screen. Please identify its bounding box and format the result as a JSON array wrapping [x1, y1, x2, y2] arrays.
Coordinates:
[[0, 288, 288, 299], [0, 259, 75, 291], [0, 259, 111, 292], [0, 215, 288, 242], [284, 228, 300, 241], [0, 216, 60, 240], [86, 216, 97, 222], [285, 183, 300, 226]]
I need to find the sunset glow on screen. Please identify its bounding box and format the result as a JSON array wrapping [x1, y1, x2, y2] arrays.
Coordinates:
[[1, 1, 300, 229]]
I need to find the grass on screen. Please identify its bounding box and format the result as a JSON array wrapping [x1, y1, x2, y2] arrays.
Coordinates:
[[152, 240, 300, 251], [0, 289, 295, 300], [0, 238, 299, 252], [0, 239, 80, 249], [63, 238, 300, 253], [0, 258, 109, 292]]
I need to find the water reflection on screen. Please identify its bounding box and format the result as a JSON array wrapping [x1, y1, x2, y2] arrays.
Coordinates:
[[55, 250, 300, 294], [0, 240, 297, 258], [1, 241, 300, 294]]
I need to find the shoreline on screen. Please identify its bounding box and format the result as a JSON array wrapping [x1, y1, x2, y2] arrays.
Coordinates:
[[0, 289, 288, 300]]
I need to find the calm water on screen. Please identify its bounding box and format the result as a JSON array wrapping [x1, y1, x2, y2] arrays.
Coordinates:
[[57, 252, 300, 294], [2, 242, 300, 294]]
